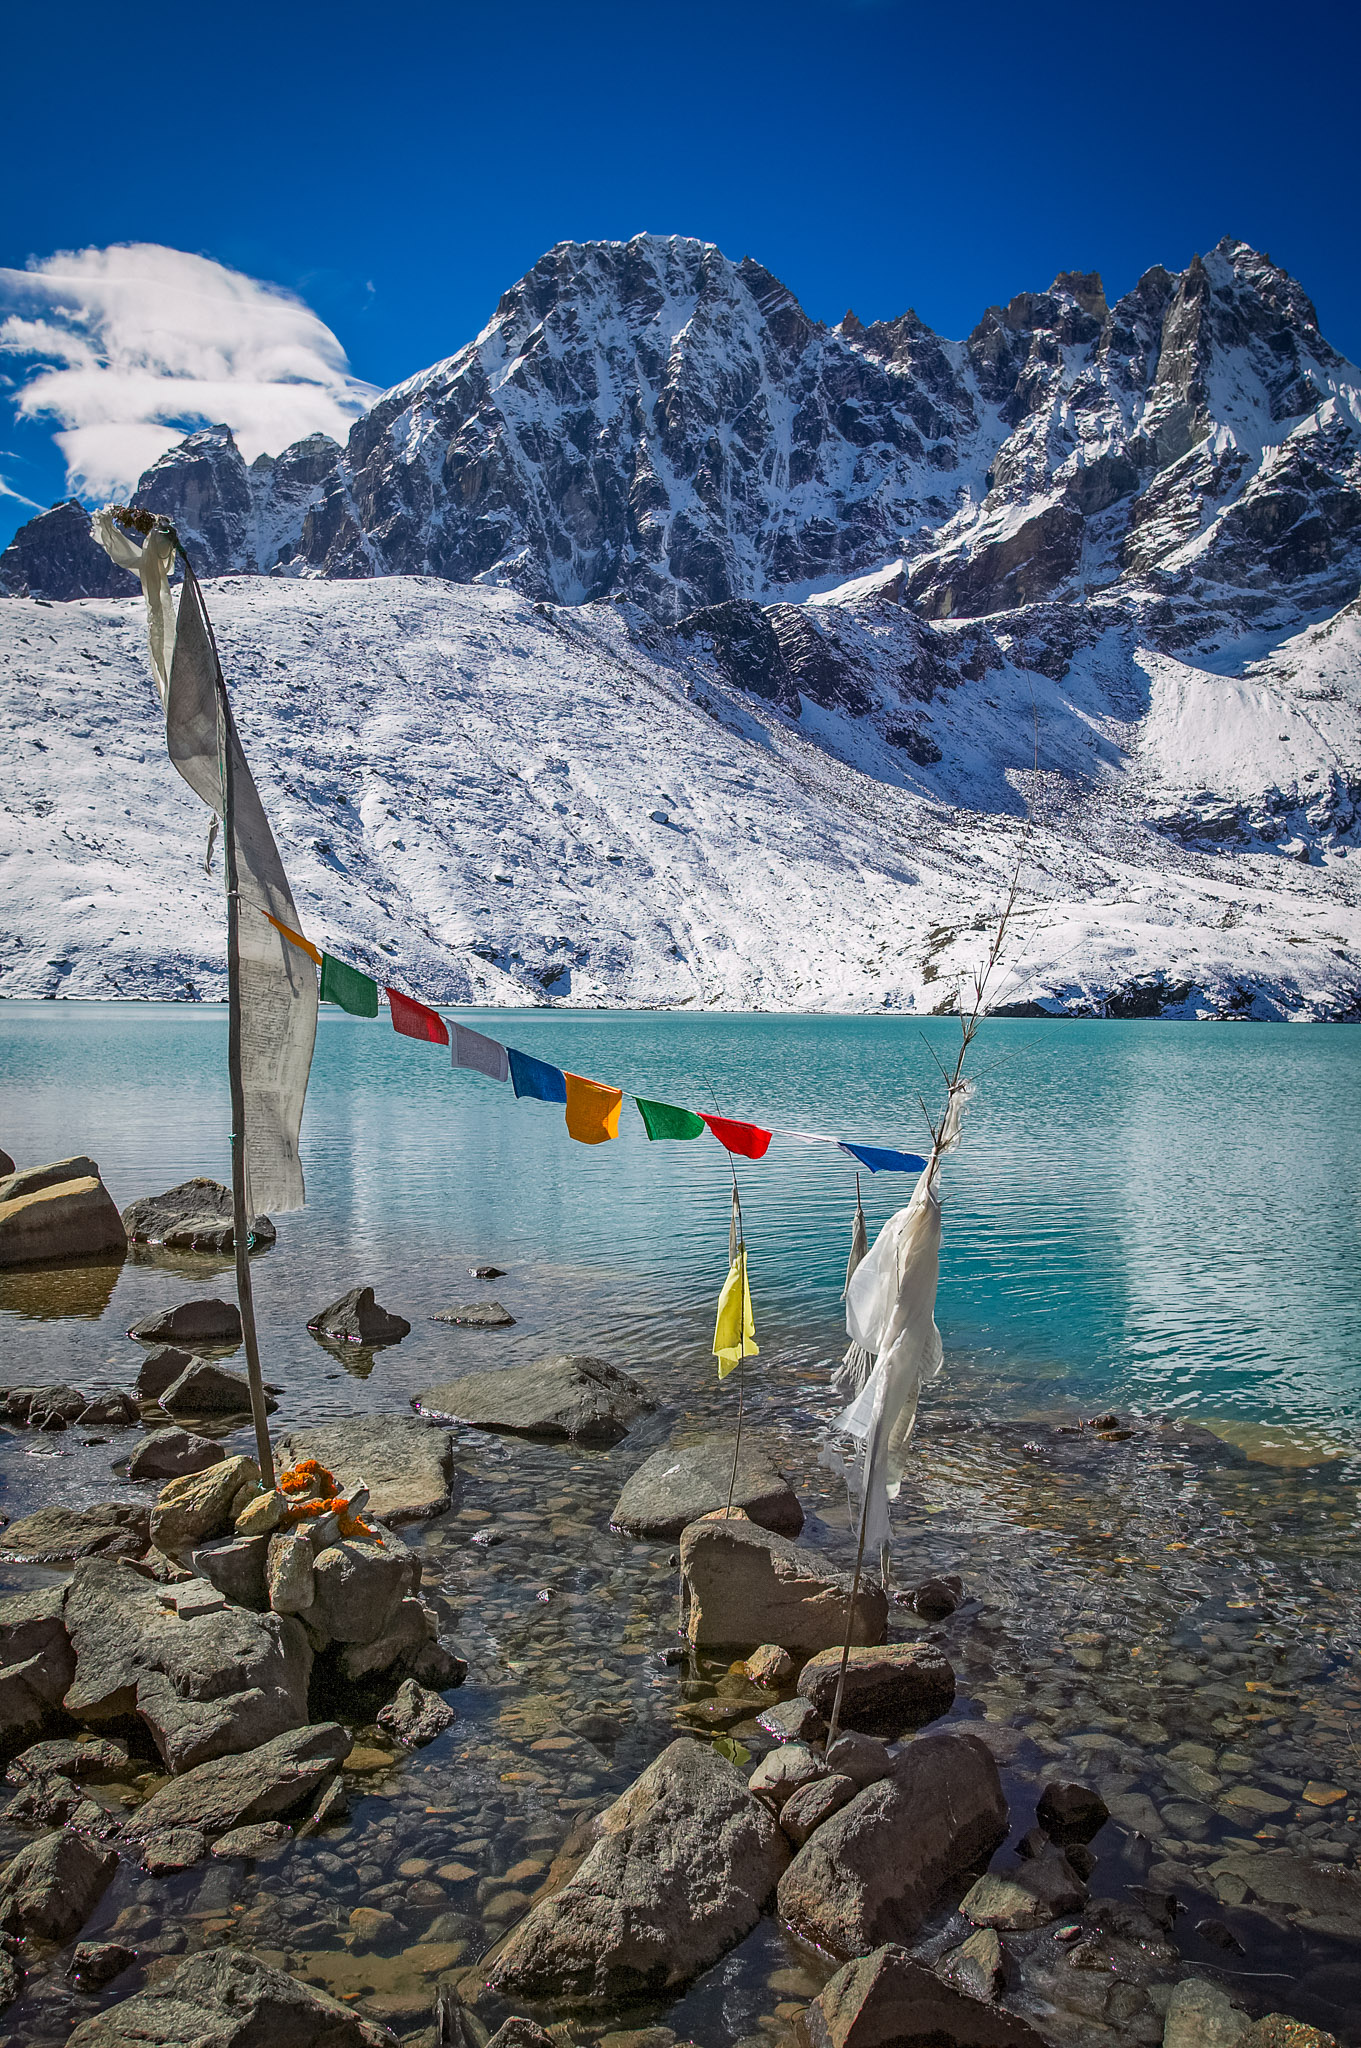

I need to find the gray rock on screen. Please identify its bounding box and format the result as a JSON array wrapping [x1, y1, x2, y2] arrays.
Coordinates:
[[912, 1573, 964, 1619], [802, 1942, 1044, 2048], [1162, 1979, 1249, 2048], [121, 1178, 275, 1253], [70, 1941, 138, 1990], [7, 1736, 129, 1784], [137, 1829, 206, 1875], [65, 1943, 397, 2046], [307, 1286, 411, 1345], [377, 1677, 456, 1746], [796, 1641, 956, 1735], [266, 1531, 315, 1616], [0, 1584, 75, 1737], [757, 1695, 827, 1745], [337, 1597, 438, 1681], [780, 1773, 857, 1847], [193, 1533, 270, 1610], [611, 1434, 804, 1539], [778, 1733, 1008, 1958], [160, 1358, 274, 1417], [274, 1415, 455, 1523], [1037, 1779, 1111, 1844], [3, 1382, 89, 1424], [76, 1390, 140, 1425], [63, 1554, 312, 1772], [484, 2024, 554, 2048], [959, 1845, 1087, 1930], [309, 1537, 415, 1642], [135, 1346, 197, 1398], [151, 1455, 260, 1554], [1207, 1848, 1361, 1936], [123, 1722, 350, 1839], [825, 1732, 895, 1789], [748, 1742, 825, 1813], [0, 1157, 127, 1268], [417, 1354, 653, 1444], [488, 1736, 789, 2001], [937, 1924, 1005, 2003], [0, 1827, 118, 1941], [2, 1502, 150, 1561], [129, 1298, 242, 1347], [680, 1517, 887, 1652], [432, 1300, 516, 1327], [130, 1430, 227, 1481], [211, 1820, 292, 1860]]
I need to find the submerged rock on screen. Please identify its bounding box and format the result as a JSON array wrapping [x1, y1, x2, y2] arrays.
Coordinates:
[[0, 1156, 127, 1269], [63, 1554, 312, 1772], [488, 1736, 789, 2001], [0, 1827, 118, 1942], [778, 1733, 1008, 1958], [2, 1382, 88, 1425], [377, 1677, 456, 1746], [801, 1942, 1045, 2048], [128, 1298, 242, 1347], [1037, 1779, 1111, 1844], [308, 1285, 411, 1345], [65, 1945, 397, 2047], [121, 1177, 275, 1253], [123, 1721, 351, 1839], [417, 1354, 653, 1444], [2, 1502, 150, 1561], [432, 1299, 516, 1326], [612, 1434, 804, 1539], [960, 1845, 1087, 1930], [680, 1517, 887, 1651], [274, 1415, 455, 1523], [69, 1941, 138, 1991], [795, 1641, 956, 1735], [129, 1429, 226, 1482], [911, 1572, 964, 1619]]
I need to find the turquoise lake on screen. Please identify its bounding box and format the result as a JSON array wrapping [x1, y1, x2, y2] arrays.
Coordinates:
[[1, 1003, 1357, 1461]]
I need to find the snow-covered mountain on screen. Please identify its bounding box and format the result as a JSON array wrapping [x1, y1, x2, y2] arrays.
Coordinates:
[[1, 233, 1358, 1015]]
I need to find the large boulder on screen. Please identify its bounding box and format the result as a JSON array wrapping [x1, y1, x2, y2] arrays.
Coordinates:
[[799, 1942, 1046, 2048], [680, 1517, 887, 1651], [135, 1346, 197, 1398], [129, 1430, 227, 1482], [0, 1156, 127, 1268], [65, 1945, 396, 2047], [487, 1736, 789, 2001], [274, 1415, 455, 1523], [120, 1178, 275, 1253], [2, 1503, 150, 1561], [778, 1733, 1008, 1958], [151, 1455, 260, 1555], [63, 1555, 311, 1772], [309, 1538, 417, 1643], [612, 1434, 804, 1538], [160, 1359, 274, 1417], [0, 1585, 75, 1741], [129, 1298, 242, 1347], [795, 1642, 956, 1735], [122, 1721, 351, 1839], [307, 1286, 410, 1345], [416, 1355, 653, 1445], [0, 1827, 118, 1942]]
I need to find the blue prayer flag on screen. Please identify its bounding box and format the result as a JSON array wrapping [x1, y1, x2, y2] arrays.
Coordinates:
[[839, 1142, 928, 1174], [507, 1047, 568, 1104]]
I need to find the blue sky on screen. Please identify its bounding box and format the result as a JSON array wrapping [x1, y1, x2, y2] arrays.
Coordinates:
[[3, 0, 1358, 547]]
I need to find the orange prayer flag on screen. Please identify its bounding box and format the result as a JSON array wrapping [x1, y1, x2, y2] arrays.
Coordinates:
[[564, 1073, 623, 1145], [265, 912, 322, 966]]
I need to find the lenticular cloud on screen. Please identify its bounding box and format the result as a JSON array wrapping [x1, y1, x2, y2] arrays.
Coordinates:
[[0, 244, 377, 500]]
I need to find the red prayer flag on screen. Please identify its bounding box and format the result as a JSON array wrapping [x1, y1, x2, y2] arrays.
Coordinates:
[[386, 987, 449, 1045], [702, 1113, 773, 1160]]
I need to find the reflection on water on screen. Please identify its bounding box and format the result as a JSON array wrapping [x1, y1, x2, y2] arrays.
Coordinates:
[[0, 1258, 124, 1321]]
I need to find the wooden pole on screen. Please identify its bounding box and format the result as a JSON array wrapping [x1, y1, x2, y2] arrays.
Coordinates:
[[201, 562, 276, 1490], [825, 1482, 869, 1752]]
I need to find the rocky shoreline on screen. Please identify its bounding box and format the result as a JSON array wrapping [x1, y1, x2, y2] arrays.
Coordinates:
[[0, 1163, 1358, 2048]]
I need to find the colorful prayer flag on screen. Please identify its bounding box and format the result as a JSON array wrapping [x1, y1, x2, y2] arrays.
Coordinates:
[[839, 1143, 928, 1174], [265, 913, 322, 967], [565, 1073, 623, 1144], [702, 1113, 773, 1161], [635, 1097, 705, 1141], [320, 953, 379, 1018], [387, 987, 449, 1045], [507, 1047, 568, 1103], [713, 1246, 758, 1377], [451, 1023, 509, 1084]]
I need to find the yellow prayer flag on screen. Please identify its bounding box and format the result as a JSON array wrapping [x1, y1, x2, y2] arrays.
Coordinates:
[[713, 1246, 757, 1378], [564, 1072, 623, 1145], [265, 912, 322, 966]]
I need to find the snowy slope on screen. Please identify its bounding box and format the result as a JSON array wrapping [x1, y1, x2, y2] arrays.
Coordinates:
[[2, 576, 1356, 1018]]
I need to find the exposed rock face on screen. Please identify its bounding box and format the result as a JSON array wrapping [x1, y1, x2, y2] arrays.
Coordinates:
[[65, 1943, 396, 2048], [63, 1554, 312, 1771], [0, 1156, 127, 1268], [129, 1298, 242, 1347], [2, 1503, 149, 1561], [799, 1942, 1046, 2048], [0, 499, 137, 600], [488, 1737, 789, 2001], [121, 1178, 275, 1253], [307, 1285, 411, 1345], [778, 1733, 1008, 1958], [679, 1517, 887, 1651], [0, 1828, 119, 1942], [273, 1415, 455, 1523], [795, 1641, 956, 1735], [122, 1722, 351, 1839], [417, 1355, 653, 1444], [611, 1434, 804, 1538]]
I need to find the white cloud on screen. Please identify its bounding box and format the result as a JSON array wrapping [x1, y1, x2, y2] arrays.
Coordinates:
[[0, 244, 379, 500]]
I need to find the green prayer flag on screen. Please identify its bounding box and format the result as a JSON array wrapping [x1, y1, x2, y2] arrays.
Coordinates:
[[635, 1096, 705, 1141], [320, 953, 379, 1018]]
